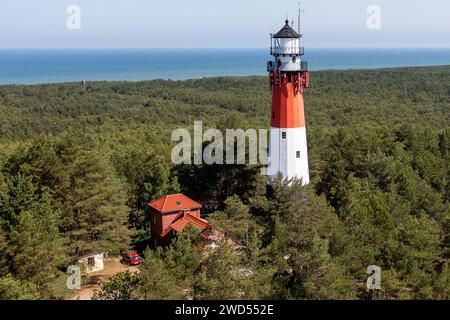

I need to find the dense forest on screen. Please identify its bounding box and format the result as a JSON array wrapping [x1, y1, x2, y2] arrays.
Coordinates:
[[0, 66, 449, 299]]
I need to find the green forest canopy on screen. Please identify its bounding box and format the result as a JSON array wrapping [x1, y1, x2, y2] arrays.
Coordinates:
[[0, 65, 449, 299]]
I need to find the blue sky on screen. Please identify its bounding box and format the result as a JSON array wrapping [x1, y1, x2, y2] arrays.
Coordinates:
[[0, 0, 449, 48]]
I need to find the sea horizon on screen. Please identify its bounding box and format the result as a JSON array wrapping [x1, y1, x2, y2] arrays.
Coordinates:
[[1, 48, 450, 85]]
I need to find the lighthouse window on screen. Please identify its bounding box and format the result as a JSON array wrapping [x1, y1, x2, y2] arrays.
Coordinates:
[[296, 151, 301, 158], [272, 112, 275, 119], [281, 132, 286, 139]]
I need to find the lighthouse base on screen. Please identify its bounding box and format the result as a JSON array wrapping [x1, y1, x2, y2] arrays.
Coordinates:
[[267, 127, 310, 185]]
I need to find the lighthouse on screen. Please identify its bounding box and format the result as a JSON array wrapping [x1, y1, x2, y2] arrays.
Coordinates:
[[267, 19, 310, 185]]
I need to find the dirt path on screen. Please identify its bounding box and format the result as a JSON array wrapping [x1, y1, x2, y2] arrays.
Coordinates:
[[69, 256, 139, 300]]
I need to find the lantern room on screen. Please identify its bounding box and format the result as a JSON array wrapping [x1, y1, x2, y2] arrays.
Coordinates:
[[268, 19, 305, 72]]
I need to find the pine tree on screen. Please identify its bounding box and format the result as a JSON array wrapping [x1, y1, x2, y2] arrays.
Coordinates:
[[8, 195, 67, 294], [209, 195, 256, 246], [0, 275, 39, 300], [3, 133, 131, 258], [57, 146, 130, 256], [93, 271, 139, 300], [0, 224, 10, 276], [432, 263, 450, 300], [111, 145, 180, 228], [7, 134, 59, 191], [0, 173, 37, 227], [139, 248, 184, 299], [289, 236, 357, 300], [194, 244, 248, 299], [165, 231, 201, 281]]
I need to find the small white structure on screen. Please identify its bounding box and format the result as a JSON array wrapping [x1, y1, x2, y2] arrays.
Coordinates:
[[77, 252, 105, 274]]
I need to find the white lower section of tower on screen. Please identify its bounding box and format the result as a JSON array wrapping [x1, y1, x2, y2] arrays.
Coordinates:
[[267, 127, 310, 185]]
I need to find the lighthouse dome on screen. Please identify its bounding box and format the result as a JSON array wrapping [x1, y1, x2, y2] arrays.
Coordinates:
[[273, 19, 299, 38]]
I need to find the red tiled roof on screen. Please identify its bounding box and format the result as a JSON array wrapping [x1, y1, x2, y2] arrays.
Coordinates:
[[161, 213, 212, 238], [147, 194, 201, 213]]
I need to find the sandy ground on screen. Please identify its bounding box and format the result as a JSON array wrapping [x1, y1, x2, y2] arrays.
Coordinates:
[[68, 256, 139, 300]]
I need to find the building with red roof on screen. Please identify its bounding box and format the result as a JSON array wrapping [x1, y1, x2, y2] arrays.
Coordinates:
[[147, 194, 212, 247]]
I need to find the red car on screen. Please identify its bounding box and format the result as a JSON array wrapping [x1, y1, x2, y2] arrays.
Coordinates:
[[122, 252, 143, 265]]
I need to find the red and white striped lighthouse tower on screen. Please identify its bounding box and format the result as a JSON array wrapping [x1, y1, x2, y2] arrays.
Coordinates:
[[267, 19, 310, 184]]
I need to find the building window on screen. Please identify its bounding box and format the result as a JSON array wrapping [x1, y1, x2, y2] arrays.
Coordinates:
[[272, 112, 275, 119], [296, 151, 301, 158], [87, 256, 95, 267], [281, 132, 286, 139]]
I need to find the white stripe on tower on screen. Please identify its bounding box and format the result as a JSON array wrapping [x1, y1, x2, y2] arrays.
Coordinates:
[[268, 124, 310, 185]]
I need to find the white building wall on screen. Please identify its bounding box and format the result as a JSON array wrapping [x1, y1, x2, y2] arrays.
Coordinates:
[[272, 37, 302, 71], [268, 127, 309, 185], [94, 253, 104, 271], [278, 57, 301, 71], [273, 38, 300, 54], [78, 252, 105, 274]]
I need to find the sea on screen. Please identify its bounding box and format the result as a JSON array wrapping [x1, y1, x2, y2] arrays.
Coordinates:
[[0, 48, 449, 85]]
